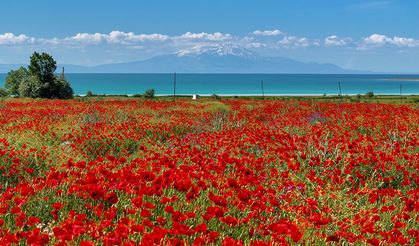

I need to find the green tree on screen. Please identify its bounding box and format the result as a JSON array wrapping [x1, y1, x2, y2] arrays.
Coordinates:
[[18, 75, 42, 98], [53, 76, 74, 99], [86, 90, 94, 97], [365, 91, 374, 98], [143, 88, 155, 98], [28, 52, 56, 84], [5, 67, 29, 96], [29, 52, 59, 98], [5, 52, 73, 99]]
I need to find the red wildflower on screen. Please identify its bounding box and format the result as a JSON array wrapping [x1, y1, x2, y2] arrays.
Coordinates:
[[105, 192, 118, 204], [222, 237, 243, 246], [221, 216, 239, 226]]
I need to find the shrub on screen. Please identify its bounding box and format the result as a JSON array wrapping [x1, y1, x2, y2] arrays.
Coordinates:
[[86, 90, 95, 97], [143, 89, 155, 98], [211, 94, 221, 100], [365, 91, 374, 98]]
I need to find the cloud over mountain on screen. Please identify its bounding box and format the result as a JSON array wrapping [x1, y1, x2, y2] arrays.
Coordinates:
[[252, 30, 282, 36], [64, 43, 354, 73], [324, 35, 352, 47], [0, 30, 418, 69]]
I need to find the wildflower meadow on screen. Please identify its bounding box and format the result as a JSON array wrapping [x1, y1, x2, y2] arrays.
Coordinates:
[[0, 98, 417, 245]]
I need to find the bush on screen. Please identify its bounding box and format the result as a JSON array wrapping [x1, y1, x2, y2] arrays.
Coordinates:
[[0, 88, 7, 97], [211, 94, 221, 100], [86, 90, 95, 97], [365, 91, 374, 98], [143, 89, 155, 98]]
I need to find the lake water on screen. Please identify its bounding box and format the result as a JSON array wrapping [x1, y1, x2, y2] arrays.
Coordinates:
[[1, 73, 418, 96]]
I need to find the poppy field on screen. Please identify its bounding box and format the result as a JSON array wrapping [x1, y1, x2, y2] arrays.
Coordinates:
[[0, 98, 418, 245]]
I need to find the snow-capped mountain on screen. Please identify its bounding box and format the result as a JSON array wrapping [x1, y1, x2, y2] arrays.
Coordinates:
[[76, 43, 352, 73], [175, 43, 257, 60], [1, 44, 362, 73]]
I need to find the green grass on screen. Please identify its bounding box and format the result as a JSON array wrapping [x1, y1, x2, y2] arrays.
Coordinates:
[[73, 94, 419, 105]]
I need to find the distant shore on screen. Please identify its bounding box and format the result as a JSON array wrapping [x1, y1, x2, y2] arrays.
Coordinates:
[[75, 93, 418, 97], [388, 77, 419, 81], [71, 94, 419, 104]]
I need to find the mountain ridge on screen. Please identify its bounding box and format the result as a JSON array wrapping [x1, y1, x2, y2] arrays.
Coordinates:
[[1, 44, 368, 74]]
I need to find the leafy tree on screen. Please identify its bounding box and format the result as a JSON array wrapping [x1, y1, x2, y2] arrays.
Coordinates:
[[365, 91, 374, 98], [28, 52, 56, 85], [5, 67, 29, 96], [143, 89, 155, 98], [18, 75, 42, 98], [53, 76, 74, 99], [86, 90, 94, 97], [5, 52, 73, 99]]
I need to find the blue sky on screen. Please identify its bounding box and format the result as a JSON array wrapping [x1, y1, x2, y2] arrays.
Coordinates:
[[0, 0, 418, 72]]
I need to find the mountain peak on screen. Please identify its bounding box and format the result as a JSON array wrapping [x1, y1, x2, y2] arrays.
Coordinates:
[[175, 43, 257, 59]]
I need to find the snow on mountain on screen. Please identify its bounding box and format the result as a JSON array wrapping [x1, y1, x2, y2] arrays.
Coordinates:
[[175, 43, 257, 59], [1, 44, 362, 73]]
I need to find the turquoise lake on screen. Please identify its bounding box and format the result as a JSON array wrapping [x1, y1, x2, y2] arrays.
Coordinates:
[[1, 73, 418, 96]]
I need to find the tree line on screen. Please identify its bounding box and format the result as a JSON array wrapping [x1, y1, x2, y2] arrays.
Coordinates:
[[3, 52, 73, 99]]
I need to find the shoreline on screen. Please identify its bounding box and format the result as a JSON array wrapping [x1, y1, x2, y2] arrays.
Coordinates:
[[74, 93, 418, 97], [392, 78, 419, 81], [70, 94, 419, 104], [74, 93, 419, 98]]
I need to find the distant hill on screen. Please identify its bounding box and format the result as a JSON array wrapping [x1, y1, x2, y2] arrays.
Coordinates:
[[0, 64, 90, 74], [1, 44, 365, 74], [84, 44, 358, 73]]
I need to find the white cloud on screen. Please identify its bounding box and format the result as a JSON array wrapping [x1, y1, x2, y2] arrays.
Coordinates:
[[1, 31, 418, 51], [391, 36, 418, 47], [364, 33, 389, 45], [64, 31, 169, 45], [66, 32, 106, 44], [108, 31, 169, 43], [245, 42, 266, 48], [278, 36, 310, 48], [0, 33, 35, 45], [363, 33, 419, 48], [252, 30, 282, 36], [178, 32, 231, 41], [1, 31, 418, 66], [324, 35, 351, 47]]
